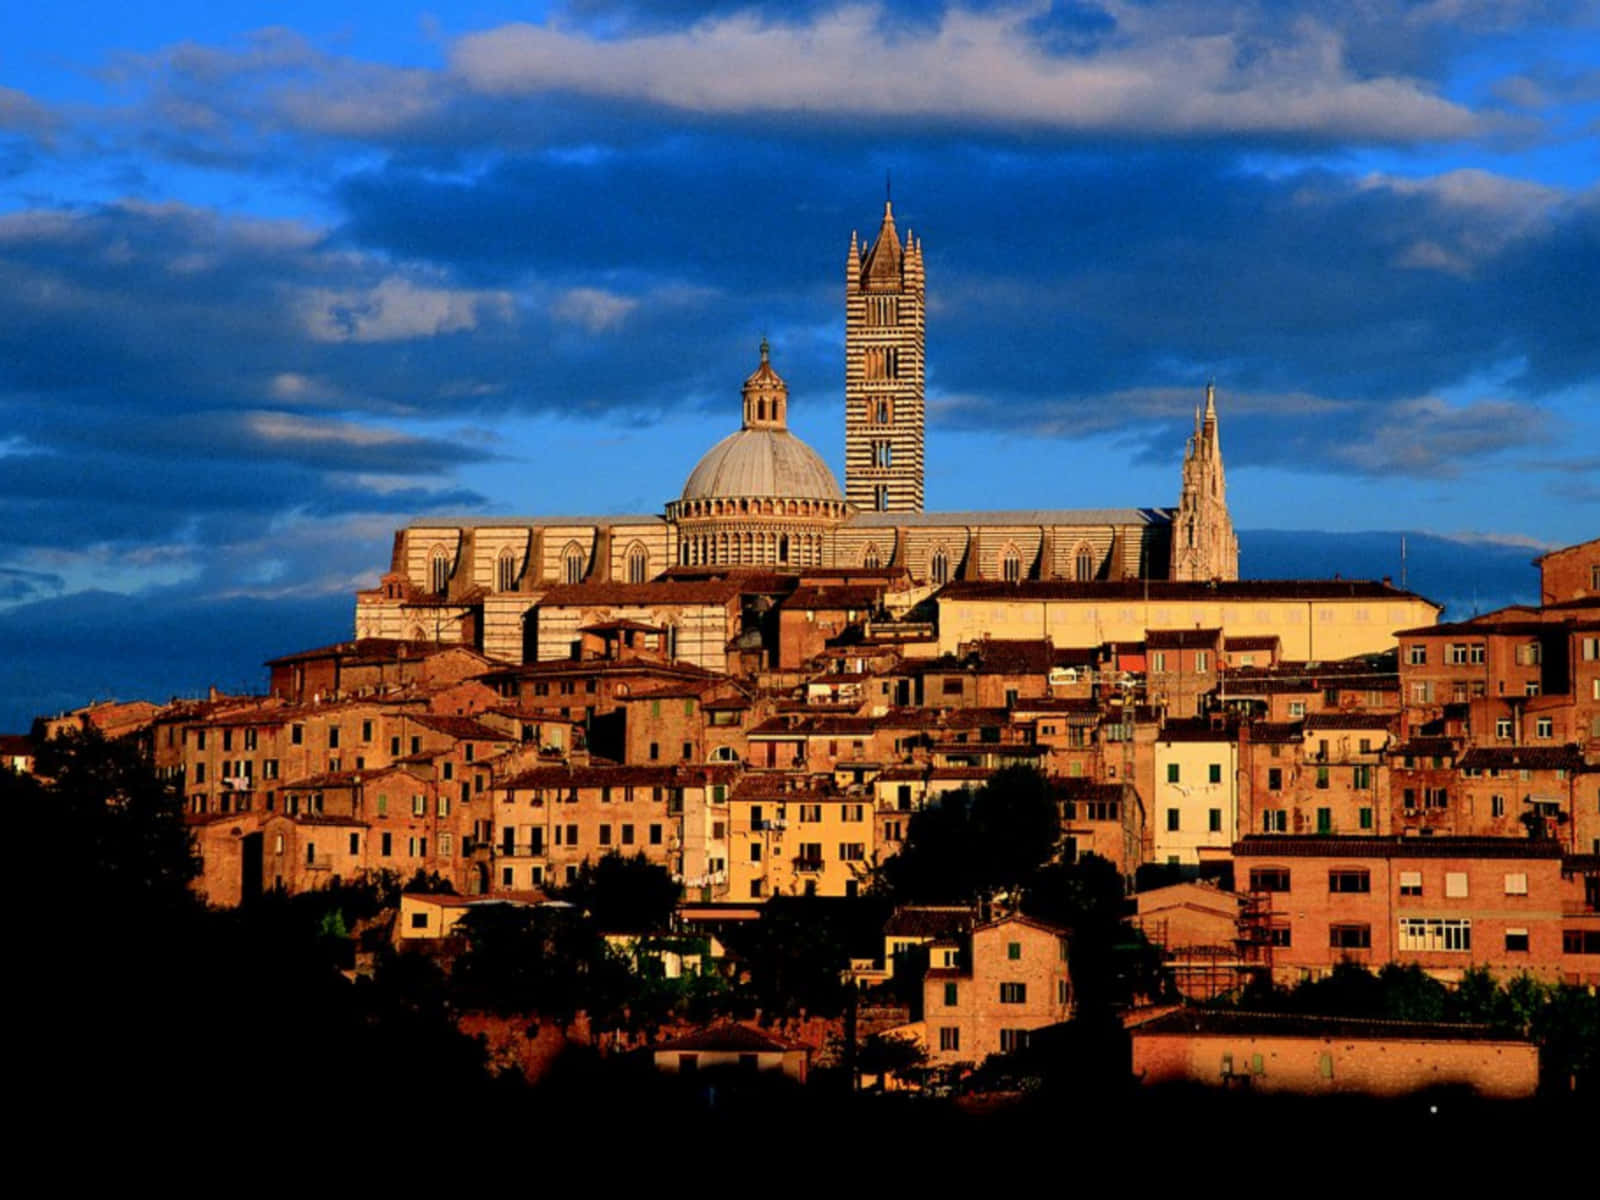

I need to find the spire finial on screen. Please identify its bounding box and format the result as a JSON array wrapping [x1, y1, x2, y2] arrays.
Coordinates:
[[759, 335, 770, 363], [1205, 379, 1217, 419]]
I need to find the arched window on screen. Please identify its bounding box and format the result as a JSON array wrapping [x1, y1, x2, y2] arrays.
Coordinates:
[[1075, 544, 1095, 582], [627, 544, 649, 584], [497, 548, 518, 592], [430, 547, 450, 594], [1002, 545, 1022, 583], [779, 534, 790, 564], [562, 543, 585, 584], [930, 548, 949, 586], [863, 544, 881, 570]]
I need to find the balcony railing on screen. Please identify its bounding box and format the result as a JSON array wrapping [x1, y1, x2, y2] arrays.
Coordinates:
[[305, 856, 333, 872], [792, 857, 825, 873]]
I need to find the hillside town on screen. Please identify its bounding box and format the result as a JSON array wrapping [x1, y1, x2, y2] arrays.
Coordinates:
[[10, 205, 1598, 1108], [14, 531, 1598, 1102]]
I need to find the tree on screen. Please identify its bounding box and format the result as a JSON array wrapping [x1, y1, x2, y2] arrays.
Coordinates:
[[561, 850, 681, 934], [19, 727, 198, 920], [451, 902, 631, 1024], [855, 1031, 928, 1090], [877, 766, 1060, 904], [1024, 853, 1167, 1011]]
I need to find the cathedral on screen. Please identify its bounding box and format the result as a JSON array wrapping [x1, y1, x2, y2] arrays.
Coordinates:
[[355, 199, 1238, 662]]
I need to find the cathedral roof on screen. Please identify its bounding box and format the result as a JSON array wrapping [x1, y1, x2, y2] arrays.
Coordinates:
[[680, 341, 844, 504], [861, 200, 902, 285], [681, 428, 843, 503]]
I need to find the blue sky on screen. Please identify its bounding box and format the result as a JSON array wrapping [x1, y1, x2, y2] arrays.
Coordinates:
[[2, 2, 1597, 726]]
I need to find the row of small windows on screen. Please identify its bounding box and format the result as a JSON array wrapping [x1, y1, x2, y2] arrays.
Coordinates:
[[862, 346, 901, 380], [432, 543, 651, 591], [445, 535, 1099, 589], [680, 530, 824, 567], [864, 296, 898, 326]]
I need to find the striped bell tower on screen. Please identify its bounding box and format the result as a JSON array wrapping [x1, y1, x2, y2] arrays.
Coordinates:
[[845, 198, 925, 512]]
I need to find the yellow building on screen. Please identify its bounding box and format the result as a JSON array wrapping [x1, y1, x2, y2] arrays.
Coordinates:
[[728, 777, 875, 899], [1152, 725, 1240, 866], [935, 580, 1440, 660]]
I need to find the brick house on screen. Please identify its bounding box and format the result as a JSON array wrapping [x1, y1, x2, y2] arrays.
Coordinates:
[[923, 914, 1072, 1067]]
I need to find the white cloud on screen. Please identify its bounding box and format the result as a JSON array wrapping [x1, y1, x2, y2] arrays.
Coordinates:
[[298, 276, 514, 343], [550, 286, 639, 332], [450, 4, 1485, 140]]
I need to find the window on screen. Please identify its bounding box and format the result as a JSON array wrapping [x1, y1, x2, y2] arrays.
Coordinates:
[[1535, 717, 1553, 740], [999, 982, 1027, 1004], [1249, 868, 1290, 892], [1208, 808, 1222, 833], [1564, 929, 1600, 954], [650, 824, 663, 845], [1491, 794, 1505, 817], [1075, 545, 1094, 581], [1166, 808, 1180, 832], [1267, 768, 1283, 791], [1504, 928, 1529, 953], [1504, 872, 1528, 896], [1316, 808, 1332, 834], [621, 824, 634, 846], [1352, 764, 1372, 789], [999, 1029, 1030, 1054], [1166, 763, 1180, 784], [1496, 718, 1513, 740], [1444, 872, 1468, 899], [1002, 547, 1021, 582], [1315, 766, 1330, 790], [1399, 871, 1422, 896], [1399, 918, 1471, 952], [1261, 810, 1287, 833], [1208, 763, 1222, 785], [1328, 869, 1370, 893], [1152, 652, 1167, 673], [938, 1027, 960, 1052], [1007, 941, 1021, 961], [1329, 924, 1371, 949], [1407, 644, 1427, 665], [598, 824, 612, 846], [1359, 807, 1373, 830], [1195, 651, 1209, 674], [943, 982, 958, 1006], [838, 843, 865, 862], [930, 549, 949, 586], [348, 833, 359, 855], [291, 724, 303, 745], [1287, 700, 1306, 718]]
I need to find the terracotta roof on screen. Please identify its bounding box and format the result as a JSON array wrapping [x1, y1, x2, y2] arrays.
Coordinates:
[[499, 765, 687, 790], [939, 579, 1436, 604], [779, 585, 881, 611], [1131, 1009, 1528, 1044], [1246, 721, 1305, 744], [1392, 738, 1459, 759], [405, 714, 514, 742], [883, 905, 977, 939], [1457, 745, 1584, 771], [578, 619, 665, 634], [1146, 628, 1223, 649], [653, 1022, 804, 1054], [1224, 636, 1280, 651], [538, 580, 745, 607], [1234, 835, 1564, 859], [1302, 711, 1399, 731]]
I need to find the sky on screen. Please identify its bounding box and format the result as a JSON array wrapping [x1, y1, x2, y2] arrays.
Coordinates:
[[1, 2, 1597, 727]]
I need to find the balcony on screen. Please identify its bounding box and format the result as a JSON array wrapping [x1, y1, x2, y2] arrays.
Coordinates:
[[305, 855, 333, 872], [792, 857, 825, 873]]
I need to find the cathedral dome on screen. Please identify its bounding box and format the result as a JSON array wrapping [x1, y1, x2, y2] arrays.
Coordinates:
[[681, 428, 842, 503], [668, 342, 849, 570]]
